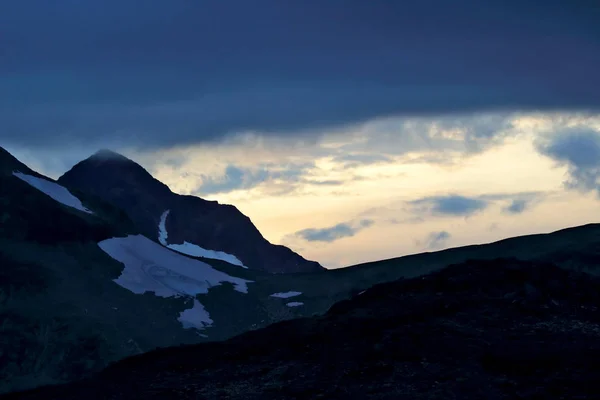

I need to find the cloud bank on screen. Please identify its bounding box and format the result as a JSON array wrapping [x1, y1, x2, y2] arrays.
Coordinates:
[[1, 0, 599, 150]]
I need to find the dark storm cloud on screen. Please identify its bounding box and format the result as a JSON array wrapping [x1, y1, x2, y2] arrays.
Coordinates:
[[2, 0, 600, 149], [295, 219, 375, 243], [536, 129, 600, 194]]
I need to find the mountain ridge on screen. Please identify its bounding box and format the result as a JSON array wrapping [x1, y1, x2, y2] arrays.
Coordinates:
[[0, 147, 319, 394], [58, 150, 324, 273], [3, 145, 600, 397]]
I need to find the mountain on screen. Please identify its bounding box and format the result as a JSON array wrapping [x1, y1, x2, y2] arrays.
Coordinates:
[[0, 147, 134, 246], [3, 146, 600, 396], [7, 258, 600, 399], [0, 147, 319, 395], [57, 150, 323, 273]]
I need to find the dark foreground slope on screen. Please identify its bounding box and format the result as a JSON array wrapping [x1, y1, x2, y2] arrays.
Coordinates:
[[58, 150, 323, 273], [8, 258, 600, 400]]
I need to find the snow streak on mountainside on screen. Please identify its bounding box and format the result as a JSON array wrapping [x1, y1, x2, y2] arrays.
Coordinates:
[[98, 235, 252, 329], [12, 171, 93, 214], [158, 209, 248, 268], [286, 302, 304, 307], [158, 210, 170, 245]]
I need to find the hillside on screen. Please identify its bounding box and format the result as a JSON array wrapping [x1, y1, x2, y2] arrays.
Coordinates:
[[0, 148, 316, 394], [3, 146, 600, 396], [7, 258, 600, 399], [58, 150, 323, 273]]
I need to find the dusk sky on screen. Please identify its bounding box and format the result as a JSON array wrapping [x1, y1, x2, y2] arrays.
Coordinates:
[[2, 1, 600, 268]]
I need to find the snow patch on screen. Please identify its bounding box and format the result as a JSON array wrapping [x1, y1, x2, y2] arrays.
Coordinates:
[[169, 242, 248, 268], [13, 171, 93, 214], [178, 299, 213, 329], [98, 235, 253, 329], [286, 302, 304, 307], [270, 291, 302, 299], [158, 210, 170, 245], [98, 235, 251, 296], [157, 209, 248, 268]]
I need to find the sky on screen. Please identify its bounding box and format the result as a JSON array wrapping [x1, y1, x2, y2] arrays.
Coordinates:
[[2, 1, 600, 268]]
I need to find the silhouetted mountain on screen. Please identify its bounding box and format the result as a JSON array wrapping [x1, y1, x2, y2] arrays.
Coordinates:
[[4, 146, 600, 398], [0, 147, 317, 395], [58, 150, 323, 273], [8, 258, 600, 399], [0, 147, 134, 245]]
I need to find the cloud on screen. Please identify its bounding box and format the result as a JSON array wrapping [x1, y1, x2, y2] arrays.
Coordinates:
[[410, 195, 489, 216], [198, 165, 272, 195], [294, 219, 375, 243], [1, 1, 599, 150], [332, 153, 393, 169], [196, 163, 312, 195], [419, 231, 451, 250], [503, 199, 529, 214], [304, 179, 346, 186], [536, 128, 600, 194], [193, 161, 362, 196]]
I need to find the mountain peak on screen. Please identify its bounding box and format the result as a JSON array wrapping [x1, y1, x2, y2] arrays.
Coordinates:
[[59, 150, 324, 273], [93, 148, 124, 157], [59, 149, 174, 201], [89, 149, 133, 163], [74, 149, 153, 176]]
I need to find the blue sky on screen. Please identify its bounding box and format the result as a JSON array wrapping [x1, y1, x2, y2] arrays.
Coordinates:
[[2, 1, 600, 267]]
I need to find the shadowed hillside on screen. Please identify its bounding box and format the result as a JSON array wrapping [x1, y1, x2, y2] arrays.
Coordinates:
[[7, 258, 600, 399]]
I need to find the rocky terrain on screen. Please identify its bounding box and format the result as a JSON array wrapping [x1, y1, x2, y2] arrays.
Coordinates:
[[7, 258, 600, 399]]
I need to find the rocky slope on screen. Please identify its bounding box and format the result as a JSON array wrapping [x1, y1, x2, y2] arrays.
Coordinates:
[[0, 147, 314, 394], [7, 258, 600, 399], [57, 150, 323, 273]]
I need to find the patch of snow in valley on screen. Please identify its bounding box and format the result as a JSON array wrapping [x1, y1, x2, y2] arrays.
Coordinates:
[[98, 235, 253, 329], [178, 299, 213, 329], [13, 171, 93, 214], [157, 209, 248, 268], [99, 235, 251, 296], [286, 302, 304, 307], [270, 291, 302, 299]]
